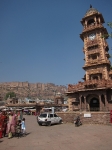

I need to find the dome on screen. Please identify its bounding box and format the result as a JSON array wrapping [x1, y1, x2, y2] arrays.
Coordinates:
[[85, 5, 99, 17]]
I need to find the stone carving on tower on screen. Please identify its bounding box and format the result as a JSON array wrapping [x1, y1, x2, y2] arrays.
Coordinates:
[[67, 6, 112, 112]]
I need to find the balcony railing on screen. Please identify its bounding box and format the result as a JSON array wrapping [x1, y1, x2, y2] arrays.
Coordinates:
[[87, 49, 100, 55], [84, 59, 110, 68], [83, 23, 103, 32]]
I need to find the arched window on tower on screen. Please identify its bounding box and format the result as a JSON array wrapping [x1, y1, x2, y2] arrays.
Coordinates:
[[88, 19, 95, 26], [92, 54, 97, 60], [88, 45, 99, 51], [88, 54, 99, 61], [93, 76, 98, 80], [90, 74, 102, 80]]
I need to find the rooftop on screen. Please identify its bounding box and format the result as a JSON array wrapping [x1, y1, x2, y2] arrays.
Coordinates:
[[68, 79, 112, 92], [85, 5, 99, 17]]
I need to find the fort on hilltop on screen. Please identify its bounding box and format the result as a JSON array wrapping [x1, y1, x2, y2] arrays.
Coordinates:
[[0, 82, 67, 101]]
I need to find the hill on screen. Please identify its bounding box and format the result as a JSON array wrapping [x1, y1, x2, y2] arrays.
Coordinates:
[[0, 82, 67, 100]]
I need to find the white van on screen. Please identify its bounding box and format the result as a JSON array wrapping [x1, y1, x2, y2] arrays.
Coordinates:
[[37, 113, 62, 126]]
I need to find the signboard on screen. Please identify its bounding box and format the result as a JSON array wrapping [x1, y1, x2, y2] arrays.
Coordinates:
[[84, 113, 91, 117]]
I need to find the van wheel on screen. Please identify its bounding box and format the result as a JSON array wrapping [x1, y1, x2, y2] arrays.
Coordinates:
[[59, 120, 62, 124], [38, 123, 42, 126], [47, 121, 51, 126]]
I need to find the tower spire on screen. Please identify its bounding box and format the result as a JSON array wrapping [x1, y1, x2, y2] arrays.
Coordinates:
[[90, 4, 92, 8]]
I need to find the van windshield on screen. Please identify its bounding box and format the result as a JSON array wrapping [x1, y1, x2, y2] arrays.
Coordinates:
[[39, 114, 47, 118]]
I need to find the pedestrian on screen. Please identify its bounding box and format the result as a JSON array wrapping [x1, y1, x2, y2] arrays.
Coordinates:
[[2, 111, 8, 137], [0, 111, 3, 138], [16, 120, 21, 138], [21, 118, 26, 136], [20, 110, 23, 120], [11, 111, 17, 137], [6, 112, 13, 139], [17, 111, 21, 121]]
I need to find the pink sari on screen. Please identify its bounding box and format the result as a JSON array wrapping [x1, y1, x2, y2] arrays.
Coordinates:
[[7, 115, 16, 134], [11, 115, 16, 133]]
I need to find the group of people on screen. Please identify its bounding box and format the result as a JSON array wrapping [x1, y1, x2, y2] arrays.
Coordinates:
[[0, 110, 26, 139]]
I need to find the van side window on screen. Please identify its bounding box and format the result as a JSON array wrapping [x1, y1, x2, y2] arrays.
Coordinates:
[[54, 114, 58, 117], [50, 114, 53, 118]]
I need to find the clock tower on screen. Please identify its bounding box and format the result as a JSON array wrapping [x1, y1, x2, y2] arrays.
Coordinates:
[[80, 5, 110, 81], [67, 6, 112, 113]]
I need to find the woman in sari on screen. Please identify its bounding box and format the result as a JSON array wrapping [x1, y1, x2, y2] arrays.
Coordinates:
[[17, 111, 20, 121], [0, 112, 3, 138], [6, 112, 12, 138], [2, 111, 8, 137], [7, 111, 16, 138], [11, 111, 17, 137]]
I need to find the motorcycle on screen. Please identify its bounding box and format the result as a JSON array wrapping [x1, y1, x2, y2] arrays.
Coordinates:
[[74, 116, 82, 127]]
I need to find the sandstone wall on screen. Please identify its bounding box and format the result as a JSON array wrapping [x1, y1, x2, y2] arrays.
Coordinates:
[[56, 112, 111, 125]]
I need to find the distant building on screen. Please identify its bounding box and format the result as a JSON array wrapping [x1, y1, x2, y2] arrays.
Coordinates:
[[55, 92, 64, 104], [24, 98, 37, 104]]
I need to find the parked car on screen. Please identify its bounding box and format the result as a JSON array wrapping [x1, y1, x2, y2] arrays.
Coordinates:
[[37, 113, 63, 126]]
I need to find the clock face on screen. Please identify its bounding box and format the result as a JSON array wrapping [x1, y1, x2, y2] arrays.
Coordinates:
[[89, 33, 96, 40]]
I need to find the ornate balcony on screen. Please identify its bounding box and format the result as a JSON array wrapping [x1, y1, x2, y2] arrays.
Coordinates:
[[87, 49, 100, 55], [85, 58, 101, 66], [101, 59, 110, 65], [83, 59, 110, 68], [83, 23, 103, 32]]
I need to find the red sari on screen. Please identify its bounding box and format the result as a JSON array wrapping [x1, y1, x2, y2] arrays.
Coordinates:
[[0, 114, 3, 138], [2, 114, 7, 136]]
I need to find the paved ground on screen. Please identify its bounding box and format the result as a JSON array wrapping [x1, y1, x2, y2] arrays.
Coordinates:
[[0, 115, 112, 150]]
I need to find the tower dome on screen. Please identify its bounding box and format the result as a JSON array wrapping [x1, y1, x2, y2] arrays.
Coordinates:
[[85, 5, 99, 17]]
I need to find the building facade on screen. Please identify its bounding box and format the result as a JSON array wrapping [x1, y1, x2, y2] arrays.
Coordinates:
[[67, 6, 112, 112]]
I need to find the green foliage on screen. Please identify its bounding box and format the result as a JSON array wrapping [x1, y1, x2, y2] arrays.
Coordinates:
[[108, 32, 112, 38], [101, 22, 112, 39], [108, 54, 112, 58], [107, 22, 112, 28], [108, 54, 111, 58], [101, 34, 109, 39], [5, 92, 16, 100], [101, 33, 112, 39]]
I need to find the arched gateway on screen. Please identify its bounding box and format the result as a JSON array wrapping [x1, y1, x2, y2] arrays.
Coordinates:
[[90, 98, 99, 111]]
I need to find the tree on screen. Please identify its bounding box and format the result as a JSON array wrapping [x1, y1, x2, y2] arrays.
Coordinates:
[[107, 22, 112, 29], [101, 22, 112, 39], [5, 92, 16, 100]]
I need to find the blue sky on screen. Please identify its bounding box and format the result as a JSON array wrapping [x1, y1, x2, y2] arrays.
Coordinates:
[[0, 0, 112, 86]]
